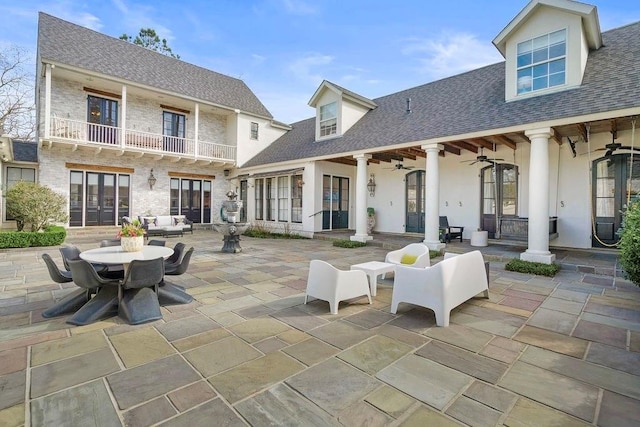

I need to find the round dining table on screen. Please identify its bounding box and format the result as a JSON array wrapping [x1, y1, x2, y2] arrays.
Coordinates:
[[79, 245, 173, 270]]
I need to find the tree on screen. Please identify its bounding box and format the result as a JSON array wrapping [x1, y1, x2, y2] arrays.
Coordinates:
[[0, 46, 35, 139], [619, 201, 640, 286], [119, 28, 180, 59], [6, 182, 67, 232]]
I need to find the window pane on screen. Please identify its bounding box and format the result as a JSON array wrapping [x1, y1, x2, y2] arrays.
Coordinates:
[[532, 47, 548, 64], [549, 72, 565, 87], [517, 68, 532, 93], [549, 29, 566, 44], [532, 34, 548, 50], [532, 63, 548, 78], [549, 42, 565, 59], [517, 39, 532, 55], [533, 76, 548, 91], [549, 58, 565, 74], [517, 52, 532, 68]]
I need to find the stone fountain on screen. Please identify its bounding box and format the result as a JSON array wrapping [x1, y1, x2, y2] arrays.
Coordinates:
[[213, 190, 248, 253]]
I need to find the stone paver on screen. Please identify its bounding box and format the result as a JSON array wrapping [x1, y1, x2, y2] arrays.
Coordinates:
[[377, 354, 471, 410], [287, 358, 380, 414], [1, 232, 639, 426], [235, 384, 340, 427], [107, 354, 200, 409], [30, 380, 120, 426], [209, 351, 305, 403], [499, 361, 598, 422], [30, 347, 119, 398], [338, 335, 412, 374], [109, 327, 176, 367]]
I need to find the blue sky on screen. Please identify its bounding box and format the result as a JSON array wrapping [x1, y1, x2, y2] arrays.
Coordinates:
[[1, 0, 639, 124]]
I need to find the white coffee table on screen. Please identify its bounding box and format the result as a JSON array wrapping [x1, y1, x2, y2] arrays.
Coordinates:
[[350, 261, 395, 297]]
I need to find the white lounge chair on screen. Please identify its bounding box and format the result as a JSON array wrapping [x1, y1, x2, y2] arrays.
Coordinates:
[[383, 243, 431, 278], [304, 260, 372, 314], [390, 250, 489, 326]]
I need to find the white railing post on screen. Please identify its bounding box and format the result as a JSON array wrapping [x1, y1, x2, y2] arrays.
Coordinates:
[[120, 85, 127, 148], [194, 103, 199, 158]]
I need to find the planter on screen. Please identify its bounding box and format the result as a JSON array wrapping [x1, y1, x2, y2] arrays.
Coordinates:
[[367, 215, 376, 234], [120, 236, 144, 252]]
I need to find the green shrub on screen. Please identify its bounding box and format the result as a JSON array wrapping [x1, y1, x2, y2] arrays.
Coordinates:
[[505, 258, 560, 277], [429, 250, 442, 259], [243, 223, 307, 239], [6, 182, 68, 232], [0, 226, 66, 248], [619, 201, 640, 286], [332, 239, 367, 248]]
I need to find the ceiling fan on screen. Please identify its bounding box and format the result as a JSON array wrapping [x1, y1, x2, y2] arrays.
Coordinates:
[[592, 133, 640, 157], [460, 147, 504, 166], [386, 162, 414, 170]]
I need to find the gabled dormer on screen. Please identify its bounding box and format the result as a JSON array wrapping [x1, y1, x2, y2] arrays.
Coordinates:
[[308, 80, 377, 141], [493, 0, 603, 102]]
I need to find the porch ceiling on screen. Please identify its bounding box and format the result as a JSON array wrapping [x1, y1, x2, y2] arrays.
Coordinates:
[[324, 115, 637, 166]]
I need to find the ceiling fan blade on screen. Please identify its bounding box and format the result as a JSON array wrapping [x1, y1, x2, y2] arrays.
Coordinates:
[[468, 160, 478, 165]]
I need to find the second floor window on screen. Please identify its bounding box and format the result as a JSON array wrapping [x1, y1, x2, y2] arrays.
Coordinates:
[[250, 122, 259, 140], [517, 29, 566, 95], [319, 102, 337, 137]]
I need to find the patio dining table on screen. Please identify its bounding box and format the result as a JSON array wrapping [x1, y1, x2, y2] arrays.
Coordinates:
[[80, 245, 193, 319]]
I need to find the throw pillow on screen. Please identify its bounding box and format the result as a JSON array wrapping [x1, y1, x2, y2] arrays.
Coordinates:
[[174, 216, 186, 226], [400, 254, 418, 265], [143, 217, 157, 227]]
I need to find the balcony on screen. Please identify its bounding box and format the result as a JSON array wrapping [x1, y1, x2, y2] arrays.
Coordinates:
[[44, 117, 236, 164], [499, 216, 558, 240]]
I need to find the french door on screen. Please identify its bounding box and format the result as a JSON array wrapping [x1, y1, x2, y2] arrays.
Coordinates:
[[170, 178, 212, 223], [592, 154, 640, 247], [405, 170, 425, 233], [322, 175, 349, 230], [85, 172, 116, 226], [480, 164, 518, 238]]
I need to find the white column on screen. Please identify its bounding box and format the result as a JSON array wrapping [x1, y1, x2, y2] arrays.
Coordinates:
[[351, 153, 373, 242], [194, 103, 200, 158], [521, 128, 556, 264], [120, 85, 127, 148], [44, 64, 52, 138], [422, 144, 445, 250]]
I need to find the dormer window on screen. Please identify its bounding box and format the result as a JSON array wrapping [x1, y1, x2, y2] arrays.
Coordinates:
[[319, 102, 337, 137], [517, 29, 566, 94]]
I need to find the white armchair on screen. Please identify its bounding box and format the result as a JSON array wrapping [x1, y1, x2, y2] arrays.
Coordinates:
[[390, 250, 489, 326], [383, 243, 430, 278], [304, 260, 372, 314]]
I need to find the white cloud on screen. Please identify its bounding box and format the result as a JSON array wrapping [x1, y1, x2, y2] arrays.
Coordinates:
[[288, 53, 334, 84], [280, 0, 317, 15], [401, 31, 503, 80]]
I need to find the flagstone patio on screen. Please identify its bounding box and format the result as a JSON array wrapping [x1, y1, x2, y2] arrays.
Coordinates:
[[0, 230, 639, 426]]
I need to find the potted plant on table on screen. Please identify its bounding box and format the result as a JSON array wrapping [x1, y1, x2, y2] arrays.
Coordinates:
[[117, 219, 145, 252]]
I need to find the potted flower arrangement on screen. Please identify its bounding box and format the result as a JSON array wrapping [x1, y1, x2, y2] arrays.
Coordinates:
[[117, 219, 145, 252]]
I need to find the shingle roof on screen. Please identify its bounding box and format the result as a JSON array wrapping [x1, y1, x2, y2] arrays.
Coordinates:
[[37, 13, 273, 119], [243, 21, 640, 168], [12, 141, 38, 162]]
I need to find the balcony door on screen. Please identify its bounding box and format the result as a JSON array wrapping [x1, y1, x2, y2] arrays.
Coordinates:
[[163, 112, 186, 153], [171, 178, 211, 223], [87, 95, 118, 144]]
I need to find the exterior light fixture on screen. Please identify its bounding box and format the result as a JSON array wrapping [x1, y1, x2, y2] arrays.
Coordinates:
[[367, 174, 376, 197], [147, 169, 157, 190], [223, 169, 230, 177]]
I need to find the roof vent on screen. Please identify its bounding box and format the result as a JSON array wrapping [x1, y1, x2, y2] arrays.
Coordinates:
[[406, 97, 412, 114]]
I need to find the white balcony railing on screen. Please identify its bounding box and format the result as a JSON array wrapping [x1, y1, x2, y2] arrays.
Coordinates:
[[49, 116, 236, 162]]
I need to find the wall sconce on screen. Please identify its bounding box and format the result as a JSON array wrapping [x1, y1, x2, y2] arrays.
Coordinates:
[[367, 174, 376, 197], [297, 177, 305, 187], [223, 169, 230, 177], [147, 169, 157, 190]]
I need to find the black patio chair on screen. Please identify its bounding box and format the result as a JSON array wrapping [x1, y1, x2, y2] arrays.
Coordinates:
[[164, 242, 186, 266], [64, 259, 120, 326], [147, 239, 166, 246], [99, 239, 121, 247], [118, 257, 165, 325], [439, 216, 464, 243], [41, 253, 90, 319], [60, 245, 124, 280], [159, 247, 194, 305]]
